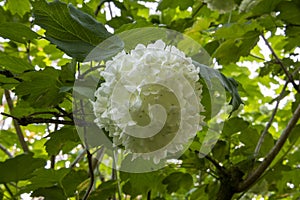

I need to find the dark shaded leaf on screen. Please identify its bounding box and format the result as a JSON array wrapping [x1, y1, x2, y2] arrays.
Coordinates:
[[32, 0, 116, 61], [194, 62, 243, 114], [15, 68, 65, 108], [89, 180, 118, 200], [0, 75, 20, 89], [31, 186, 67, 200], [162, 172, 193, 193], [25, 168, 70, 192], [0, 153, 46, 183], [288, 124, 300, 144], [277, 1, 300, 25], [61, 169, 88, 197], [120, 170, 163, 196], [223, 117, 249, 136], [45, 126, 81, 156], [211, 140, 228, 161]]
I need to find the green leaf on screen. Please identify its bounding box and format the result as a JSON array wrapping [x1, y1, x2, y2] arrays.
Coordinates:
[[107, 16, 132, 29], [25, 168, 70, 191], [0, 75, 20, 89], [194, 62, 243, 114], [45, 126, 81, 156], [284, 25, 300, 51], [190, 185, 209, 200], [239, 127, 260, 149], [223, 117, 249, 137], [259, 132, 275, 156], [292, 93, 300, 113], [212, 140, 229, 161], [0, 153, 46, 183], [61, 169, 88, 197], [89, 180, 118, 200], [0, 130, 20, 148], [0, 22, 39, 44], [240, 0, 282, 15], [288, 124, 300, 144], [204, 0, 236, 13], [214, 31, 260, 64], [162, 172, 193, 193], [6, 0, 31, 17], [15, 68, 65, 108], [0, 52, 34, 73], [277, 1, 300, 25], [158, 0, 194, 10], [32, 0, 117, 62], [121, 171, 163, 197], [31, 186, 67, 200]]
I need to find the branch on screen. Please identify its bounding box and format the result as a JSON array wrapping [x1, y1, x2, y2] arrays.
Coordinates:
[[1, 112, 75, 126], [4, 90, 29, 153], [82, 150, 94, 200], [261, 34, 300, 93], [254, 80, 288, 157], [0, 143, 13, 158], [237, 103, 300, 192]]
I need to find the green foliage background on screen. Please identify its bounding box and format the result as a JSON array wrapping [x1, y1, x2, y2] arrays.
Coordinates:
[[0, 0, 299, 199]]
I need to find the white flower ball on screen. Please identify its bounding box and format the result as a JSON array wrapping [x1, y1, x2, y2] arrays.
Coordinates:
[[93, 40, 205, 164]]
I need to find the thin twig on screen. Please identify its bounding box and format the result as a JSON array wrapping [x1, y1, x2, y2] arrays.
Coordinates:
[[70, 150, 86, 168], [147, 191, 151, 200], [4, 90, 29, 153], [261, 34, 300, 93], [0, 143, 13, 158], [237, 104, 300, 192], [112, 149, 122, 200], [108, 2, 114, 19], [78, 65, 105, 79], [50, 155, 55, 169], [92, 146, 105, 172], [192, 3, 204, 18], [254, 80, 288, 158], [79, 62, 95, 200], [249, 54, 265, 61], [95, 0, 108, 16], [26, 41, 32, 64], [55, 106, 73, 120], [198, 152, 227, 176], [4, 183, 16, 200]]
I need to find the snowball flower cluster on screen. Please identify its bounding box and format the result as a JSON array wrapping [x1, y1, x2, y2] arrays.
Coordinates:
[[93, 40, 204, 164]]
